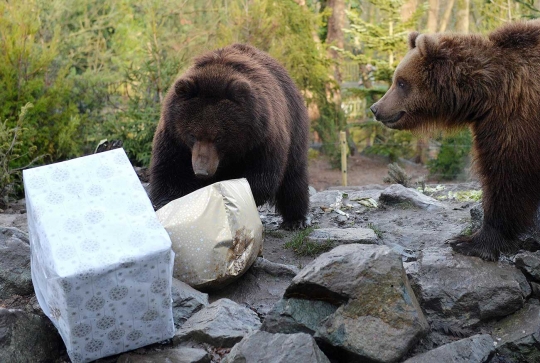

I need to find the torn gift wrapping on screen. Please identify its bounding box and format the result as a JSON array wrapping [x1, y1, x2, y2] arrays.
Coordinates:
[[23, 149, 175, 363], [156, 178, 263, 291]]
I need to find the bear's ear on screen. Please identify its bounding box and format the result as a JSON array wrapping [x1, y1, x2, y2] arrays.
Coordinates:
[[174, 78, 198, 99], [415, 34, 438, 58], [226, 80, 252, 104], [408, 31, 420, 49]]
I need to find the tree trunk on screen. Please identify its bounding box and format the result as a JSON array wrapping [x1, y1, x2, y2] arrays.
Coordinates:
[[400, 0, 418, 21], [427, 0, 439, 33], [439, 0, 455, 32], [455, 0, 469, 33], [326, 0, 345, 85]]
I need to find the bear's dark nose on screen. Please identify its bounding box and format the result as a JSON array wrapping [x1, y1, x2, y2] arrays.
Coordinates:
[[370, 104, 378, 116]]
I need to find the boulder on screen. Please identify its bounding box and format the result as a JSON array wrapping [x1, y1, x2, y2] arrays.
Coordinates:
[[379, 184, 445, 211], [409, 247, 530, 326], [222, 331, 330, 363], [403, 334, 495, 363], [261, 298, 338, 335], [174, 298, 261, 348], [514, 251, 540, 281], [0, 227, 33, 299], [0, 308, 64, 363], [172, 278, 209, 328], [285, 244, 429, 363], [492, 304, 540, 362], [209, 258, 299, 317]]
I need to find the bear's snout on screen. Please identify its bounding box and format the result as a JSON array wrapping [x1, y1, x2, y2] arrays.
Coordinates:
[[192, 141, 219, 179], [370, 104, 378, 117]]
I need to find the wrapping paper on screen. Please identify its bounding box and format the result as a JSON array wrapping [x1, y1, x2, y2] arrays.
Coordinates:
[[23, 149, 175, 363], [156, 179, 263, 290]]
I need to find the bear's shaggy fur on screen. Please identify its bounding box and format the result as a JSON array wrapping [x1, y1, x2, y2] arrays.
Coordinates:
[[149, 44, 310, 229], [371, 20, 540, 261]]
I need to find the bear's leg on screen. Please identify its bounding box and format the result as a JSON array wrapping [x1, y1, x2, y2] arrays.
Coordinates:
[[275, 162, 310, 230], [149, 137, 205, 210]]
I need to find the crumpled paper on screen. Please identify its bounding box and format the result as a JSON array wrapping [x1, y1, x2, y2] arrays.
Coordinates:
[[23, 149, 175, 363], [156, 178, 263, 290]]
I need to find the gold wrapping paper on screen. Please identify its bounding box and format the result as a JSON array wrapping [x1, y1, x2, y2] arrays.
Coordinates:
[[156, 178, 263, 290]]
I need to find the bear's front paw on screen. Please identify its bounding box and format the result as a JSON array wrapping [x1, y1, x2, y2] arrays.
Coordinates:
[[280, 217, 311, 231], [448, 235, 501, 261]]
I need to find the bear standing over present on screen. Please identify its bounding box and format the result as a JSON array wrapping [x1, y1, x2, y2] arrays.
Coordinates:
[[149, 44, 310, 230], [370, 20, 540, 261]]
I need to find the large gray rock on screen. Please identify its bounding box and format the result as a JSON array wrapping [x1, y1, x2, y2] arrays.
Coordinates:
[[379, 184, 445, 211], [261, 298, 338, 335], [285, 244, 429, 363], [307, 228, 378, 245], [0, 227, 33, 299], [492, 304, 540, 362], [222, 331, 330, 363], [310, 190, 343, 210], [403, 334, 495, 363], [118, 347, 210, 363], [174, 298, 261, 348], [0, 308, 64, 363], [209, 258, 299, 317], [172, 278, 209, 328], [409, 247, 530, 326], [514, 251, 540, 281]]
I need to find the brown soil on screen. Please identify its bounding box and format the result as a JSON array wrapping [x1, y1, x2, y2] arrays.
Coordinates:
[[308, 153, 429, 191]]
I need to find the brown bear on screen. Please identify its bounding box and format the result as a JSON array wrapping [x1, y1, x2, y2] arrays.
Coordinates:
[[370, 20, 540, 261], [149, 43, 310, 230]]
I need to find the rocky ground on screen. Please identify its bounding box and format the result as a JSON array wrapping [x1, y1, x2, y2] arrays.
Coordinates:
[[2, 169, 540, 362]]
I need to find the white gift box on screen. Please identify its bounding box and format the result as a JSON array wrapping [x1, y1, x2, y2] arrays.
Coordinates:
[[156, 179, 263, 291], [23, 149, 175, 363]]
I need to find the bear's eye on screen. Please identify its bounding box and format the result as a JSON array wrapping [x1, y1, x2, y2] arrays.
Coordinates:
[[397, 78, 407, 89], [188, 134, 196, 143]]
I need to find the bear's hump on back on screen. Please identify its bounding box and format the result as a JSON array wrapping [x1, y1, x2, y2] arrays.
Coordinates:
[[192, 44, 278, 88], [489, 20, 540, 49]]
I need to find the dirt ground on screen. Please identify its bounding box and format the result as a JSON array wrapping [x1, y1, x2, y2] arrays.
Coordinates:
[[308, 153, 432, 191]]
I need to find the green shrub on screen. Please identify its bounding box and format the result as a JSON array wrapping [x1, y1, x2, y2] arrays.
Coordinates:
[[0, 104, 45, 208], [428, 130, 472, 180]]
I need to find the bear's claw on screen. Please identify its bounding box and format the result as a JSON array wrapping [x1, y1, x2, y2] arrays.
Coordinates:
[[448, 235, 500, 261], [280, 218, 311, 231]]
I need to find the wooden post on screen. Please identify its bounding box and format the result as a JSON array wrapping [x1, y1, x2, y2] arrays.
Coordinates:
[[340, 131, 347, 186]]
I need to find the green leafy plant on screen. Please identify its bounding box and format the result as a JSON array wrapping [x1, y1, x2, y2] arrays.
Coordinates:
[[0, 103, 45, 208]]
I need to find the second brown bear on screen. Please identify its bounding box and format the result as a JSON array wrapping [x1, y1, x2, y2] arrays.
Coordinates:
[[371, 20, 540, 261], [149, 44, 310, 230]]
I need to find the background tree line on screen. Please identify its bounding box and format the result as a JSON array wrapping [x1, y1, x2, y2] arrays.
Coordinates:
[[1, 0, 539, 207]]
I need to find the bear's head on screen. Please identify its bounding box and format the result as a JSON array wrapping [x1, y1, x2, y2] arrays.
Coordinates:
[[371, 31, 494, 131], [164, 66, 267, 179]]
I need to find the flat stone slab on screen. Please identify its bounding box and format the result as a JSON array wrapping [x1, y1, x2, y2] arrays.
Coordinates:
[[409, 247, 530, 326], [404, 334, 495, 363], [492, 304, 540, 362], [173, 298, 261, 348], [222, 331, 330, 363], [118, 347, 210, 363], [308, 228, 378, 245], [379, 184, 446, 211]]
